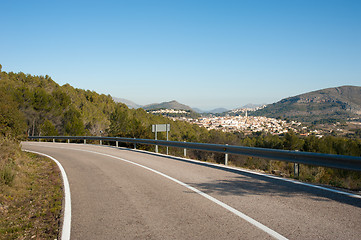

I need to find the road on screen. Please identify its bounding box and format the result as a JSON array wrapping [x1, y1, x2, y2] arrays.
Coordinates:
[[22, 142, 361, 240]]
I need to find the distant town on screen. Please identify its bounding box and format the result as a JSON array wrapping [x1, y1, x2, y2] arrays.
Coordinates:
[[130, 88, 361, 139], [171, 115, 307, 135], [150, 107, 310, 136], [147, 106, 354, 138], [149, 109, 189, 114]]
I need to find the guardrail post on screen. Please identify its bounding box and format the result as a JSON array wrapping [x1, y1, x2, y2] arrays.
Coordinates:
[[225, 144, 228, 166], [84, 139, 86, 144], [294, 163, 300, 178], [134, 138, 136, 149], [184, 141, 186, 157], [116, 141, 118, 147], [67, 139, 70, 144], [100, 140, 102, 145], [53, 139, 55, 143]]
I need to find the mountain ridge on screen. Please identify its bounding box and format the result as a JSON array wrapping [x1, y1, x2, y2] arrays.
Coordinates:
[[112, 97, 263, 114], [143, 100, 194, 111], [254, 85, 361, 122]]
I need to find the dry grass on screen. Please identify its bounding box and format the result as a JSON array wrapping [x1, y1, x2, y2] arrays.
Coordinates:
[[0, 139, 63, 240]]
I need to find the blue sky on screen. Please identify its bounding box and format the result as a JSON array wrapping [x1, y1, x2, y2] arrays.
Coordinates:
[[1, 0, 360, 110]]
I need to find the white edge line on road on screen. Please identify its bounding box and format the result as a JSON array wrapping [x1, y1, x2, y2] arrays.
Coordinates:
[[76, 149, 289, 240], [24, 143, 287, 240], [184, 157, 361, 199], [24, 150, 71, 240], [133, 147, 361, 199]]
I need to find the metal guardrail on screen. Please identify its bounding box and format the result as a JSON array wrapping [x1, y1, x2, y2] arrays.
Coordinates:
[[28, 136, 361, 172]]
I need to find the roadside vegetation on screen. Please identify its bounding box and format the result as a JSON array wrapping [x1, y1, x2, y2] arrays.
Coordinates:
[[1, 64, 361, 193], [0, 139, 63, 239], [0, 73, 63, 239]]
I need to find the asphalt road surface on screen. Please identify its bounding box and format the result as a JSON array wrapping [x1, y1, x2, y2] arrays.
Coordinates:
[[22, 142, 361, 240]]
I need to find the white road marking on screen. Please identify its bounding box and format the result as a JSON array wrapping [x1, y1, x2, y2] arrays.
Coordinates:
[[24, 143, 287, 240], [175, 155, 361, 199], [139, 148, 361, 199], [24, 150, 71, 240]]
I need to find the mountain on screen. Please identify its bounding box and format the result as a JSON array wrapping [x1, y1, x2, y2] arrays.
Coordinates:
[[206, 108, 229, 114], [254, 86, 361, 122], [192, 108, 203, 113], [113, 97, 142, 109], [143, 100, 194, 111], [112, 98, 229, 114]]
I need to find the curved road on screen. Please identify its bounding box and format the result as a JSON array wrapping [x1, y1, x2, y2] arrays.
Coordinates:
[[22, 142, 361, 239]]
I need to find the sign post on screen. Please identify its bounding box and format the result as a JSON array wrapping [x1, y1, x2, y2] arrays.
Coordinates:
[[152, 124, 170, 154]]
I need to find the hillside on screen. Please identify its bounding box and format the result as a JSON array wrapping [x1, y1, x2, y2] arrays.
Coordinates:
[[0, 70, 118, 136], [143, 100, 193, 111], [254, 86, 361, 123], [0, 67, 208, 142]]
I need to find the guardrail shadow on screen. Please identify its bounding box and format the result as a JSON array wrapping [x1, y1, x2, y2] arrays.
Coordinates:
[[117, 146, 361, 208]]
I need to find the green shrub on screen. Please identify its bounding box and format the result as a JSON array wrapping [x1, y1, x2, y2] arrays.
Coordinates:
[[0, 163, 15, 186]]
